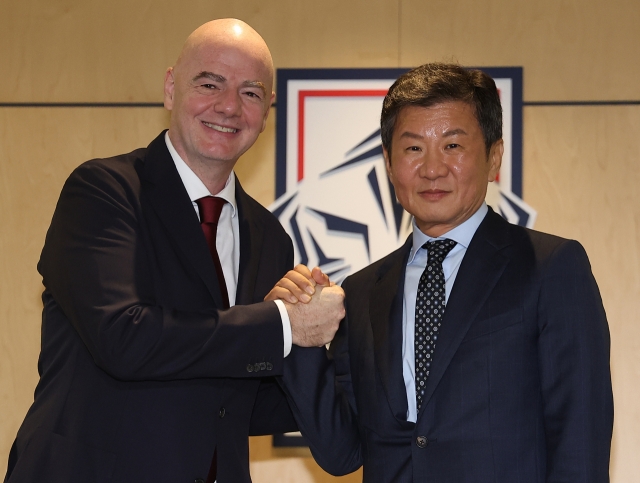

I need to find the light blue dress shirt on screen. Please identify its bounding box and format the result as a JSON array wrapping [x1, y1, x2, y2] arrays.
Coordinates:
[[402, 203, 488, 422]]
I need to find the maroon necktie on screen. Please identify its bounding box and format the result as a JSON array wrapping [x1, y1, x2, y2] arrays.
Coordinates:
[[195, 196, 225, 482], [195, 196, 230, 310]]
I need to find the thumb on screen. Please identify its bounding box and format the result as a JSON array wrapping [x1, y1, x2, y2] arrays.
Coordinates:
[[311, 266, 330, 287]]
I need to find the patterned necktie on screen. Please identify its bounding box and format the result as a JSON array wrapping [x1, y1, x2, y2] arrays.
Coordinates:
[[415, 238, 457, 411], [195, 196, 229, 310]]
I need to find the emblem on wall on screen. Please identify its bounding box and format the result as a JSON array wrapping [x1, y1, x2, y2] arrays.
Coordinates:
[[270, 68, 534, 287]]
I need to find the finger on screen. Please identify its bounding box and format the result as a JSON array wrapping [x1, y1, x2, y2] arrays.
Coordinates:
[[264, 286, 302, 304], [293, 264, 314, 281], [285, 268, 317, 295], [278, 277, 313, 302], [310, 266, 330, 287]]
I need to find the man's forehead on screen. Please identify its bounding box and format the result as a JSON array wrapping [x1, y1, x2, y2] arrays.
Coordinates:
[[183, 43, 272, 80], [396, 102, 478, 127]]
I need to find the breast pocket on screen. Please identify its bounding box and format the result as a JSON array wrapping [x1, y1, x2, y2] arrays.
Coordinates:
[[462, 309, 523, 343]]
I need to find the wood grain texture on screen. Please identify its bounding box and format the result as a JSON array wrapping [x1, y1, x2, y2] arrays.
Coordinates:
[[399, 0, 640, 101], [0, 0, 399, 103]]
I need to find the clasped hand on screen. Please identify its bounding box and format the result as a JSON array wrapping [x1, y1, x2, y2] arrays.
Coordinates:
[[265, 265, 345, 347]]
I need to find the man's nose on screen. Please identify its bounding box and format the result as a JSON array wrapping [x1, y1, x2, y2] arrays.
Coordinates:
[[419, 152, 448, 179], [214, 89, 242, 116]]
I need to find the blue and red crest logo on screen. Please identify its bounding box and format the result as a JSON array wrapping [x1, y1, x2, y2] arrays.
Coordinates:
[[271, 68, 534, 285]]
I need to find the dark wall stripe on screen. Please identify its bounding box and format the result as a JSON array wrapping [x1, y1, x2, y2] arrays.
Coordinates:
[[0, 102, 164, 108], [524, 100, 640, 106], [2, 100, 640, 108]]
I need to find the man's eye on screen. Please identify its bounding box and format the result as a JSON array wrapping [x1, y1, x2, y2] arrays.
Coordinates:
[[407, 146, 421, 152], [201, 84, 217, 89], [445, 143, 460, 149], [244, 91, 261, 99]]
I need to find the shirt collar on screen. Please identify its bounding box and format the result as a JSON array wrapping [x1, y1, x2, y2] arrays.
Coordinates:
[[165, 132, 237, 217], [408, 202, 488, 264]]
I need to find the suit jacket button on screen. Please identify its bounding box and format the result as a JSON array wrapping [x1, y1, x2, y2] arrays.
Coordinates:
[[260, 362, 266, 370], [195, 479, 205, 483], [266, 362, 273, 371], [219, 407, 226, 418], [254, 363, 261, 372], [416, 436, 429, 448], [247, 364, 254, 372]]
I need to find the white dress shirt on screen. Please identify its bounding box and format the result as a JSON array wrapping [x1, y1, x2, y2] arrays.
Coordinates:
[[402, 203, 488, 422], [165, 133, 292, 357]]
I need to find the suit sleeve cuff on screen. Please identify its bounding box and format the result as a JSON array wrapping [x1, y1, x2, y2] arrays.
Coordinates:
[[274, 300, 292, 357]]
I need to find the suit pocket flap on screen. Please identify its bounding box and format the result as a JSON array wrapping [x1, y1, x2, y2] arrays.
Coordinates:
[[462, 309, 523, 342]]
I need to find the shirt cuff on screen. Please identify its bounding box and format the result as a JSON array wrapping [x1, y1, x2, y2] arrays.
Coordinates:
[[274, 300, 292, 357]]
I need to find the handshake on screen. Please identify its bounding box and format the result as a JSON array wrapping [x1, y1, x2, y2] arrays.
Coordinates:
[[265, 265, 345, 348]]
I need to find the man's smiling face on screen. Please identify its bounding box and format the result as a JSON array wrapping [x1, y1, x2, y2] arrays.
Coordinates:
[[164, 25, 274, 170], [384, 101, 503, 237]]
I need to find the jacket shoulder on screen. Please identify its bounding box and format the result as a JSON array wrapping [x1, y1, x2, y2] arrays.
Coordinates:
[[342, 239, 410, 290], [484, 211, 589, 268]]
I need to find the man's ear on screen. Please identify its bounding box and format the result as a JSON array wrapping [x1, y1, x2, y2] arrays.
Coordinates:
[[383, 146, 392, 179], [261, 92, 275, 133], [164, 67, 175, 111], [487, 139, 504, 182]]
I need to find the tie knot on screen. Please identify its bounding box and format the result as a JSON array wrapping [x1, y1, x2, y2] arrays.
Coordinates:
[[423, 239, 457, 264], [195, 196, 226, 225]]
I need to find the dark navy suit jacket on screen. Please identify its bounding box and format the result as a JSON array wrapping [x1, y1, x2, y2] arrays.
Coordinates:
[[6, 132, 297, 483], [283, 209, 613, 483]]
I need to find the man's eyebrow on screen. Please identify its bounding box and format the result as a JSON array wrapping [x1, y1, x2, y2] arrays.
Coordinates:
[[398, 128, 468, 140], [191, 73, 267, 95], [242, 80, 267, 95], [399, 131, 424, 141], [192, 71, 226, 83], [443, 128, 468, 137]]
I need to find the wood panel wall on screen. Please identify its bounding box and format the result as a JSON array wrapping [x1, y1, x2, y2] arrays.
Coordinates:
[[1, 0, 638, 480]]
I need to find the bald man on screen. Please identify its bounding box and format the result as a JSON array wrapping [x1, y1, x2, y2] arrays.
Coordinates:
[[5, 19, 344, 483]]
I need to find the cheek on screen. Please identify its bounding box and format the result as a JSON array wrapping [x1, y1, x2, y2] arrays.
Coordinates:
[[181, 94, 213, 117], [246, 105, 269, 130]]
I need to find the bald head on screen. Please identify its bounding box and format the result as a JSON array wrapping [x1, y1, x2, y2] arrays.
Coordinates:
[[174, 19, 274, 93], [163, 19, 276, 187]]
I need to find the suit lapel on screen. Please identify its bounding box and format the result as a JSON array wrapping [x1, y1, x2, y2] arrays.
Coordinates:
[[234, 180, 264, 306], [370, 237, 413, 422], [139, 132, 225, 308], [419, 210, 512, 411]]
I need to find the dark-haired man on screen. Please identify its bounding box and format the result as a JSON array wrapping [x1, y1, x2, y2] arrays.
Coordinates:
[[272, 63, 613, 482]]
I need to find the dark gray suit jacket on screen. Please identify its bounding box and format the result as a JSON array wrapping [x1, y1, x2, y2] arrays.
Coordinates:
[[284, 208, 613, 483], [6, 132, 297, 483]]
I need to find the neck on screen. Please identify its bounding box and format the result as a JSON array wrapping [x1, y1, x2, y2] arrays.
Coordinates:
[[185, 158, 234, 195]]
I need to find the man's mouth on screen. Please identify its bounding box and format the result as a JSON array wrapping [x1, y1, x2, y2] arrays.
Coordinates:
[[420, 189, 449, 200], [203, 121, 237, 133]]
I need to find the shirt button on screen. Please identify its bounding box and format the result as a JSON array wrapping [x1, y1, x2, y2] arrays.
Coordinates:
[[246, 364, 253, 372], [219, 407, 226, 418], [416, 436, 429, 448]]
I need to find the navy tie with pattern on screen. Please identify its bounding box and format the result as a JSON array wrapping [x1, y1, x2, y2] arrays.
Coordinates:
[[415, 238, 457, 411]]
